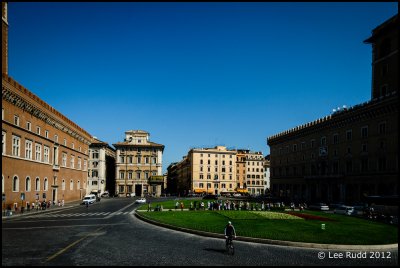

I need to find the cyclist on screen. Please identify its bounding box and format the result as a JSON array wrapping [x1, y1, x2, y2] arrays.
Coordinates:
[[224, 221, 236, 247]]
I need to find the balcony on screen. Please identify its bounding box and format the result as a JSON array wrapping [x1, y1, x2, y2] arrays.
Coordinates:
[[53, 164, 60, 171]]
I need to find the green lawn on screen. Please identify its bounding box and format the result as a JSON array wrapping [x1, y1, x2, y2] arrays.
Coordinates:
[[137, 199, 397, 245]]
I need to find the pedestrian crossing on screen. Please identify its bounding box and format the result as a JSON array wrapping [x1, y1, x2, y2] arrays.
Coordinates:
[[24, 211, 132, 218]]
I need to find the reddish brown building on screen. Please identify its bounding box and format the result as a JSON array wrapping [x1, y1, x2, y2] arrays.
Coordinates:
[[2, 2, 92, 211], [267, 15, 398, 204]]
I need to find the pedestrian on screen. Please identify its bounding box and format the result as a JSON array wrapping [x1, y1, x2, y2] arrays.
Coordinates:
[[27, 202, 30, 211], [61, 199, 64, 207], [175, 201, 179, 210], [180, 202, 184, 211], [147, 201, 152, 212], [58, 200, 61, 206], [201, 201, 205, 210]]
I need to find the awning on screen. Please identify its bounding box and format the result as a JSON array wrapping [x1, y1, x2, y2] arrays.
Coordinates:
[[193, 189, 206, 193], [236, 189, 248, 193]]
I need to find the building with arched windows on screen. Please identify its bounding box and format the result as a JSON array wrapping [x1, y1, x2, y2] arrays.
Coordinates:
[[267, 14, 398, 204], [2, 2, 93, 211]]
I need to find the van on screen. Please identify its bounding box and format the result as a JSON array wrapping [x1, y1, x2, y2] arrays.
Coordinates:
[[82, 194, 96, 205]]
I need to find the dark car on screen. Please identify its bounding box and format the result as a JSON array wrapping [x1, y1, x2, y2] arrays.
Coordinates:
[[202, 194, 218, 200]]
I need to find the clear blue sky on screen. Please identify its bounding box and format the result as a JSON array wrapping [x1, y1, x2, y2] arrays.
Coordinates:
[[7, 2, 398, 173]]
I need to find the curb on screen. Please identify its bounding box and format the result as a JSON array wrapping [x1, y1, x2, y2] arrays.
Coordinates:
[[134, 211, 398, 251]]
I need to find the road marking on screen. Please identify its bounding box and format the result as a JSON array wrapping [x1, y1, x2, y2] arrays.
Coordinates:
[[45, 226, 106, 262], [104, 202, 136, 219]]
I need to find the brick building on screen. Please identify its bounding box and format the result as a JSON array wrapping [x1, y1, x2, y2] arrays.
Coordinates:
[[2, 2, 93, 211], [267, 14, 398, 204]]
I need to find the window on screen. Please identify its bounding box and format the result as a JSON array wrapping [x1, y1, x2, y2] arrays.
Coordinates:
[[54, 134, 58, 143], [70, 180, 74, 190], [36, 126, 41, 135], [45, 130, 49, 138], [136, 172, 141, 179], [361, 126, 368, 139], [77, 180, 80, 190], [62, 153, 67, 167], [12, 135, 21, 156], [120, 171, 124, 179], [77, 157, 81, 169], [44, 146, 50, 163], [333, 134, 339, 144], [70, 155, 75, 168], [362, 144, 368, 153], [84, 159, 87, 171], [301, 142, 306, 150], [26, 121, 31, 131], [63, 139, 67, 146], [71, 143, 74, 150], [2, 131, 5, 155], [25, 177, 31, 192], [14, 115, 20, 126], [35, 143, 42, 161], [62, 179, 65, 190], [13, 176, 19, 192], [35, 178, 40, 191], [25, 140, 33, 159], [346, 130, 352, 141], [379, 122, 386, 135], [320, 136, 326, 146], [44, 178, 48, 191], [293, 144, 297, 152], [310, 140, 315, 148]]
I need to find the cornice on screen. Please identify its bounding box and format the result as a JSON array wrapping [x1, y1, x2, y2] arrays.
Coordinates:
[[267, 92, 398, 145], [2, 77, 92, 145]]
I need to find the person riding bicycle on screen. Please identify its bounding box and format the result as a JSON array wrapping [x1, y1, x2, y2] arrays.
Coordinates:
[[224, 221, 236, 246]]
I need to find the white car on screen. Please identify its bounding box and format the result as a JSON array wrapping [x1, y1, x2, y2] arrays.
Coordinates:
[[135, 198, 146, 204], [82, 194, 96, 205], [334, 205, 355, 215], [309, 203, 330, 211]]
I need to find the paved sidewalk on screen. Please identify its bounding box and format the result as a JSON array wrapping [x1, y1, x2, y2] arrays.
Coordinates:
[[2, 200, 83, 220]]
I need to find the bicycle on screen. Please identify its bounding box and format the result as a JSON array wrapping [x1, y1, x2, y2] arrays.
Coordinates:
[[225, 236, 234, 255]]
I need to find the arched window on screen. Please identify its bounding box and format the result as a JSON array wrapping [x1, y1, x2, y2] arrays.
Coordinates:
[[70, 180, 74, 190], [13, 176, 19, 192], [62, 179, 65, 190], [77, 180, 81, 190], [25, 177, 31, 192], [44, 178, 48, 191], [35, 178, 40, 191], [2, 175, 4, 193]]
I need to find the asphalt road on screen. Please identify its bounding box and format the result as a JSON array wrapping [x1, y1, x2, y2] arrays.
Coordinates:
[[2, 197, 398, 266]]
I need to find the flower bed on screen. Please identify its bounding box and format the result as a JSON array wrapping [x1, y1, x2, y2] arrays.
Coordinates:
[[286, 211, 337, 222]]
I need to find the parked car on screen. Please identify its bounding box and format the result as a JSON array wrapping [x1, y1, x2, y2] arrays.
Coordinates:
[[309, 203, 330, 211], [101, 191, 110, 198], [82, 194, 96, 205], [126, 193, 136, 198], [135, 197, 146, 204], [334, 205, 356, 215], [233, 193, 242, 197]]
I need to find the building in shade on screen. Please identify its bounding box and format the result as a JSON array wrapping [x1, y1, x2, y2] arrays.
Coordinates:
[[87, 137, 116, 197], [267, 14, 398, 204], [2, 2, 93, 210], [113, 130, 164, 197]]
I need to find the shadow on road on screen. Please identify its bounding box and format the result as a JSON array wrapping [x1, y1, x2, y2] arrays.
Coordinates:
[[203, 248, 227, 255]]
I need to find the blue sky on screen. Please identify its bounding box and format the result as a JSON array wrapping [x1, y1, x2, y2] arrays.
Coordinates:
[[7, 2, 398, 173]]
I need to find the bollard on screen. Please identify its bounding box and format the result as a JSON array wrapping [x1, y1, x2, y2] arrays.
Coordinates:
[[321, 223, 326, 230]]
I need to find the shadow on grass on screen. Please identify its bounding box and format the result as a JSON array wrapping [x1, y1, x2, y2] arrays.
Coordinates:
[[203, 248, 227, 255]]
